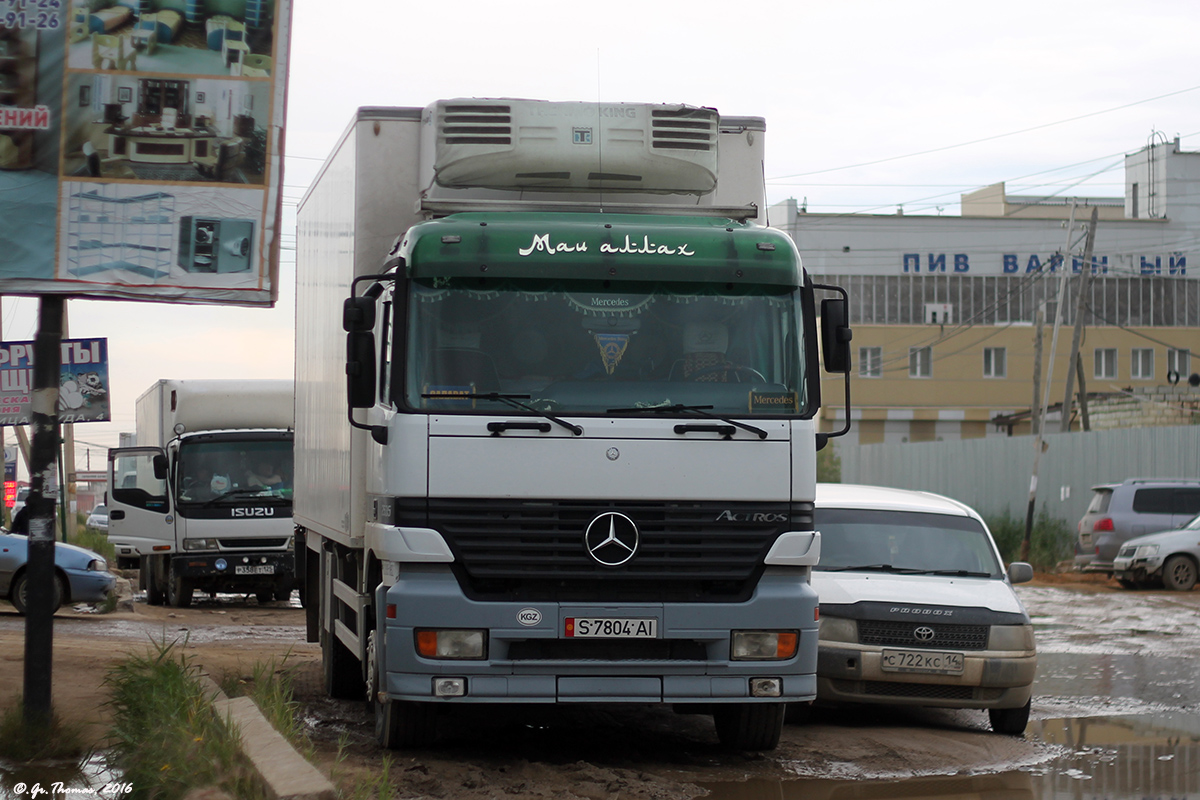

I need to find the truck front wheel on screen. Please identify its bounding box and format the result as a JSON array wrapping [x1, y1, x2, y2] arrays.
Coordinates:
[[376, 699, 439, 749], [167, 570, 193, 608], [712, 703, 786, 751]]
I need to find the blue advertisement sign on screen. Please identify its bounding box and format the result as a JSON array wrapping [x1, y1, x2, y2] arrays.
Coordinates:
[[0, 0, 291, 306], [0, 337, 110, 425]]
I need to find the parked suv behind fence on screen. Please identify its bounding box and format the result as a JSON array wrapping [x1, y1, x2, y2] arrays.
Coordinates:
[[1077, 478, 1200, 573]]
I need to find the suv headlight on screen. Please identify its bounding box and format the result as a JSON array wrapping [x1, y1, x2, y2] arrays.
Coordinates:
[[989, 624, 1035, 652], [819, 616, 858, 644], [1135, 544, 1160, 560]]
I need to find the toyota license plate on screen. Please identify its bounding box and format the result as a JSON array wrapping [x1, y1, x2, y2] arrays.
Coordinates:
[[880, 649, 964, 675], [565, 617, 657, 638], [234, 565, 276, 575]]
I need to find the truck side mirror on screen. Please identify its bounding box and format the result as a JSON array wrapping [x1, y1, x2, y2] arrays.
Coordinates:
[[343, 296, 376, 333], [152, 453, 168, 480], [346, 331, 377, 409], [820, 297, 852, 374]]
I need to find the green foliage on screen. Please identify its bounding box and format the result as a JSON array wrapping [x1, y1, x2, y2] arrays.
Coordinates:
[[69, 525, 116, 565], [986, 506, 1074, 572], [104, 638, 268, 800], [816, 441, 841, 483], [0, 697, 87, 761], [245, 655, 313, 759]]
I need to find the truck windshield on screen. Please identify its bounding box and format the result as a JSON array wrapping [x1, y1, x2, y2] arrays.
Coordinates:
[[403, 278, 807, 416], [176, 439, 293, 505], [815, 509, 1003, 578]]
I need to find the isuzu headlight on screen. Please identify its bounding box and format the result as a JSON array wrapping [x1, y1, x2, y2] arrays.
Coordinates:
[[183, 538, 219, 551], [989, 624, 1035, 652]]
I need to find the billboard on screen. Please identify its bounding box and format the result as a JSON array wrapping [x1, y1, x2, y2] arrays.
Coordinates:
[[0, 0, 291, 307], [0, 337, 110, 425]]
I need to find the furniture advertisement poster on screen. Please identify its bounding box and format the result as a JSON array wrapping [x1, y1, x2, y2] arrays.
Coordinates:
[[0, 0, 291, 307], [0, 337, 110, 425]]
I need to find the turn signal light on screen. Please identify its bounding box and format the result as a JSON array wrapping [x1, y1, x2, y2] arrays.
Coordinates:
[[732, 631, 799, 661]]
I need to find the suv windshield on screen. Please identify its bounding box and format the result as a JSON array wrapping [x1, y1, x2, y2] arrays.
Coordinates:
[[815, 509, 1003, 577], [404, 278, 806, 416], [177, 439, 292, 505]]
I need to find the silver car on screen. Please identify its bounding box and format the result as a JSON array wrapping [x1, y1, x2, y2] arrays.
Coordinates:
[[1112, 513, 1200, 591], [85, 504, 109, 533], [0, 531, 116, 614]]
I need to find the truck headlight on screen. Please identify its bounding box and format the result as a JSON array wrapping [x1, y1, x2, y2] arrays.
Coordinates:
[[818, 616, 858, 644], [182, 538, 219, 551], [989, 624, 1035, 652], [731, 631, 799, 661], [415, 629, 487, 660]]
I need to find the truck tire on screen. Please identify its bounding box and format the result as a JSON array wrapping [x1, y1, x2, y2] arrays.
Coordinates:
[[323, 633, 366, 700], [167, 572, 194, 608], [143, 557, 164, 606], [376, 699, 439, 749], [712, 703, 786, 751], [255, 588, 273, 604]]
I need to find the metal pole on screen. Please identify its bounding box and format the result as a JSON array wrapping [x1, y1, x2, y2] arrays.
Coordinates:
[[23, 295, 64, 726], [1022, 202, 1079, 561]]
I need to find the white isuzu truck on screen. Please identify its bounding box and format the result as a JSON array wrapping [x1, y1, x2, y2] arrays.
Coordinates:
[[295, 99, 852, 751], [107, 379, 296, 607]]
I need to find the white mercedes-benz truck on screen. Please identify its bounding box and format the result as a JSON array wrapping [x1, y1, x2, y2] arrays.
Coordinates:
[[107, 379, 296, 607], [295, 99, 852, 751]]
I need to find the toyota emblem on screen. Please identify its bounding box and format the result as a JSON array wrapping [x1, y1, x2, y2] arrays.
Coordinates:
[[584, 512, 639, 567], [913, 626, 936, 642]]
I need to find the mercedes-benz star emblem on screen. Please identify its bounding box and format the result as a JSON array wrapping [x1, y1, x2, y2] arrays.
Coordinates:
[[584, 512, 639, 567], [913, 626, 936, 642]]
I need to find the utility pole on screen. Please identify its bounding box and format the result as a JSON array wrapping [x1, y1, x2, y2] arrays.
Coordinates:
[[1022, 202, 1079, 561], [1075, 354, 1091, 431], [1031, 306, 1045, 436], [1060, 206, 1099, 433], [24, 296, 64, 727]]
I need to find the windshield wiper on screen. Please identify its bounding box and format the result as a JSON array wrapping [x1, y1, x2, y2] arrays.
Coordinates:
[[194, 489, 288, 507], [922, 569, 994, 578], [422, 392, 582, 436], [820, 564, 925, 574], [607, 403, 768, 440]]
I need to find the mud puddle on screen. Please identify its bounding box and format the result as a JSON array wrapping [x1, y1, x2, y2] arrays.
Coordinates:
[[702, 712, 1200, 799]]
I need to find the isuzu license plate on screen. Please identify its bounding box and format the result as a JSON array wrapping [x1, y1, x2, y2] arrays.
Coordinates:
[[235, 565, 276, 575], [565, 617, 657, 638], [881, 649, 964, 675]]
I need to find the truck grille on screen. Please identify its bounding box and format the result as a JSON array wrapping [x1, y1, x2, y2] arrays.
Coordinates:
[[217, 538, 289, 549], [858, 621, 990, 650], [396, 498, 812, 603]]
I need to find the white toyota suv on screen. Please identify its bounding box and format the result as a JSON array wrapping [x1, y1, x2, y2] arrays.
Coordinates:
[[810, 484, 1037, 735]]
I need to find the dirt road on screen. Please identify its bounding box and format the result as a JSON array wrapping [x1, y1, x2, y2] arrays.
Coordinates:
[[0, 590, 1057, 799]]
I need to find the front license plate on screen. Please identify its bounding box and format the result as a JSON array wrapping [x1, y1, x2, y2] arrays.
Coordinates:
[[234, 565, 276, 575], [881, 649, 964, 675], [565, 617, 658, 638]]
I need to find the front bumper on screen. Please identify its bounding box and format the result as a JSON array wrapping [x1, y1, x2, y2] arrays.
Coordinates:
[[816, 643, 1037, 710], [171, 551, 294, 581], [64, 569, 116, 604], [379, 568, 818, 704]]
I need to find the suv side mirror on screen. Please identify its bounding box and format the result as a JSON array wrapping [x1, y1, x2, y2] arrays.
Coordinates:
[[820, 297, 852, 374], [1007, 562, 1034, 584]]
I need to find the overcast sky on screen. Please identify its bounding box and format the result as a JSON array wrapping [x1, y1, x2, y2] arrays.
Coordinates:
[[6, 0, 1198, 467]]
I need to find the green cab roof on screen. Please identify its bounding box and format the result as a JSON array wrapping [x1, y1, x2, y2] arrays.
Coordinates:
[[401, 212, 802, 286]]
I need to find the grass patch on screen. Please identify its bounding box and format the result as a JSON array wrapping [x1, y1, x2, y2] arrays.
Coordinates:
[[104, 638, 269, 800], [987, 506, 1075, 571], [0, 698, 88, 761], [68, 525, 116, 565]]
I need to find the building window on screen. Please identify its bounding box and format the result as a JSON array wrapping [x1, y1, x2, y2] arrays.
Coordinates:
[[909, 346, 932, 378], [1131, 348, 1154, 380], [1094, 348, 1117, 380], [859, 347, 882, 378], [1168, 348, 1191, 379], [983, 347, 1006, 378]]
